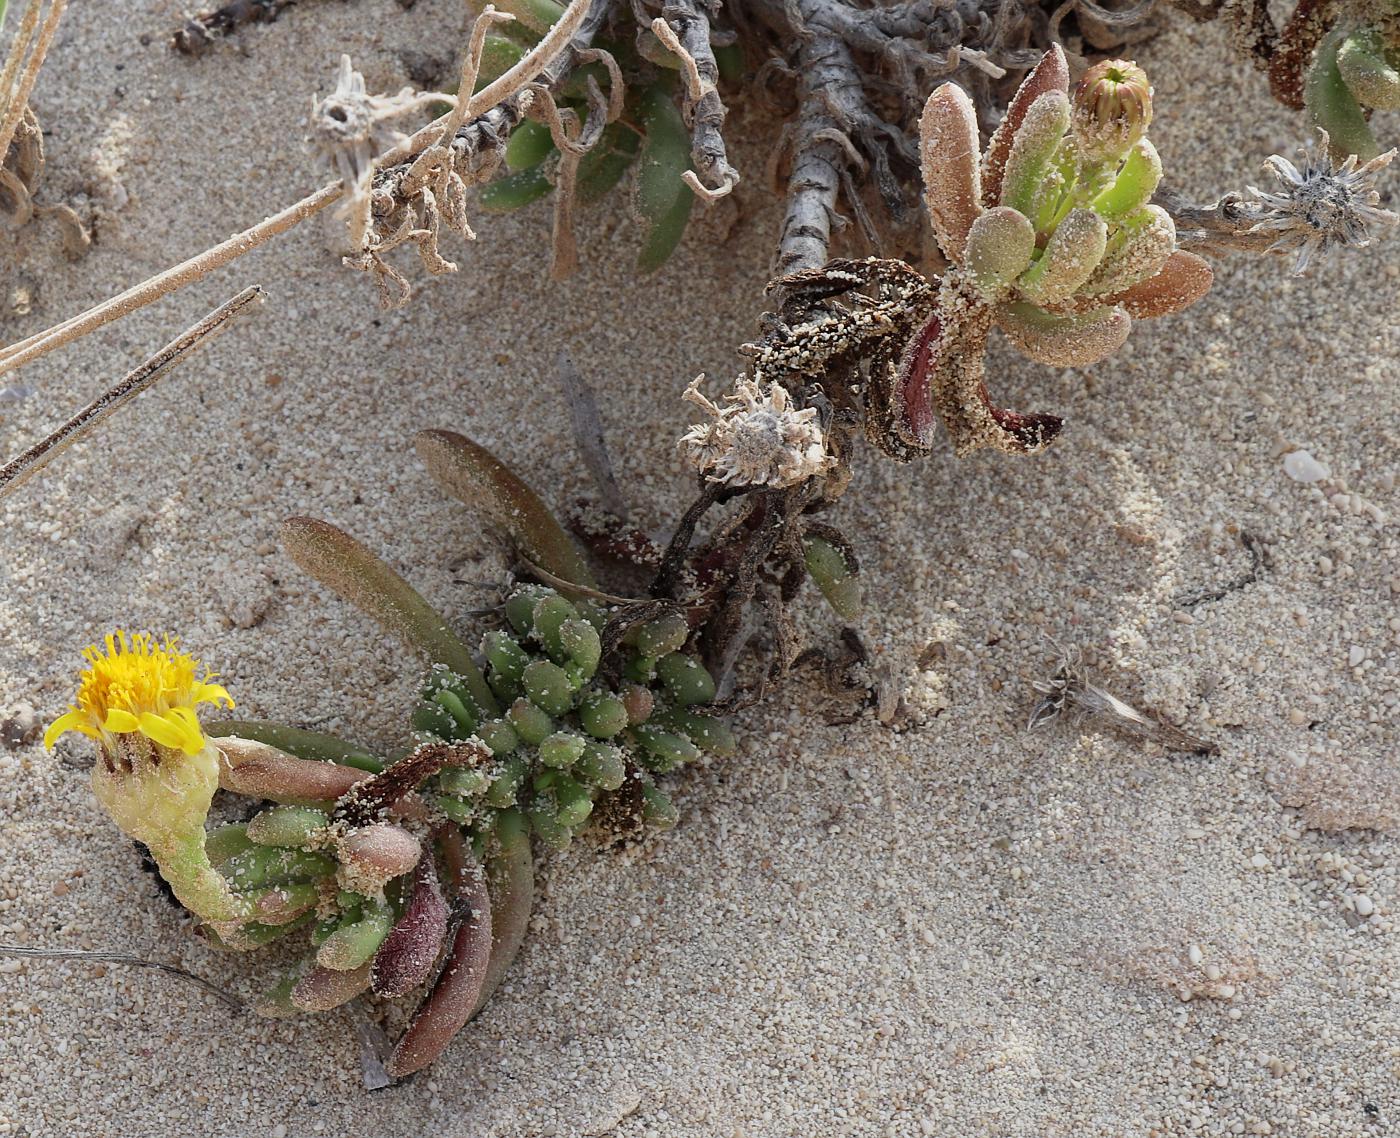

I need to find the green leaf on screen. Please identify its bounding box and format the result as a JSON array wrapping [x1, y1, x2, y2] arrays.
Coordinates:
[[479, 165, 555, 211], [281, 517, 498, 716], [634, 82, 695, 272], [414, 430, 597, 587], [505, 119, 557, 171]]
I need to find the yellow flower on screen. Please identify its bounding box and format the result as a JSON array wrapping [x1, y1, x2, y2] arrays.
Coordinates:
[[46, 631, 250, 924], [45, 631, 234, 755]]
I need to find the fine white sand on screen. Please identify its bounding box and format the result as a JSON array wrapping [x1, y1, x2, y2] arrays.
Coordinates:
[[1, 4, 1398, 1136]]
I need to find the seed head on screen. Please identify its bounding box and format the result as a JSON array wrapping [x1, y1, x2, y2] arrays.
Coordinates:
[[680, 377, 833, 489], [1242, 134, 1398, 274]]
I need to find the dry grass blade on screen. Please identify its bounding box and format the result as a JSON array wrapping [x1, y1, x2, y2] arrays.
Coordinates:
[[0, 0, 593, 379], [0, 286, 265, 502], [0, 0, 67, 166], [0, 944, 244, 1010]]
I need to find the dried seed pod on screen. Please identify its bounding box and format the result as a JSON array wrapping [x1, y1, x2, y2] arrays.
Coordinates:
[[371, 855, 449, 999], [1016, 209, 1108, 305], [919, 82, 984, 261]]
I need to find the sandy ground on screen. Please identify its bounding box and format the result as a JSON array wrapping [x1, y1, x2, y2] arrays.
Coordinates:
[[1, 3, 1398, 1136]]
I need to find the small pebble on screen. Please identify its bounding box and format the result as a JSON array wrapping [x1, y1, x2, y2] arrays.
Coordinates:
[[1283, 450, 1330, 483], [1250, 853, 1269, 869], [1354, 894, 1375, 918], [1348, 645, 1366, 667]]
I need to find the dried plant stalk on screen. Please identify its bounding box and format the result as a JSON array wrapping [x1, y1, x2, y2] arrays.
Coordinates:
[[0, 287, 265, 501]]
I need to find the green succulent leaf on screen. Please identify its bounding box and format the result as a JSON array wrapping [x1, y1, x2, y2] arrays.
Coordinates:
[[505, 119, 557, 171], [1306, 27, 1381, 160], [480, 165, 555, 212], [634, 81, 696, 273]]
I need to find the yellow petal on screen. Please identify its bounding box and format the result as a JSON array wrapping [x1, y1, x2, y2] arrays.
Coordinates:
[[103, 708, 141, 734], [191, 682, 234, 710], [44, 710, 99, 750], [166, 706, 206, 750], [137, 711, 189, 752]]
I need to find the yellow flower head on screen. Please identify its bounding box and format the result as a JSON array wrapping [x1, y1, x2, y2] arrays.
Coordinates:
[[45, 631, 234, 756]]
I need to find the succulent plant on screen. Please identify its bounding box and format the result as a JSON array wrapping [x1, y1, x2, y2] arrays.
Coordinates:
[[49, 434, 730, 1078], [1295, 3, 1400, 160], [472, 0, 741, 272], [746, 49, 1213, 463], [895, 47, 1213, 456]]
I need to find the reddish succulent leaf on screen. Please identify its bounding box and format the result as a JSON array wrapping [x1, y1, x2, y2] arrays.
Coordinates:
[[385, 831, 495, 1078], [215, 737, 368, 805], [891, 311, 943, 450], [1104, 250, 1213, 319], [291, 963, 372, 1012], [982, 45, 1068, 207], [372, 854, 450, 1000], [919, 82, 983, 262]]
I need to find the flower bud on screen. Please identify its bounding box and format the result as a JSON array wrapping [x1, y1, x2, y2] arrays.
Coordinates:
[[1072, 60, 1152, 161]]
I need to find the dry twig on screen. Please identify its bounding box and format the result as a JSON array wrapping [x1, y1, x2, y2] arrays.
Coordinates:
[[0, 288, 265, 501]]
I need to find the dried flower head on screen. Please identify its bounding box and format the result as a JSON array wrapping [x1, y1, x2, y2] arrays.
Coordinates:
[[1242, 134, 1398, 273], [311, 55, 439, 247], [680, 377, 833, 489], [1072, 59, 1153, 161]]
